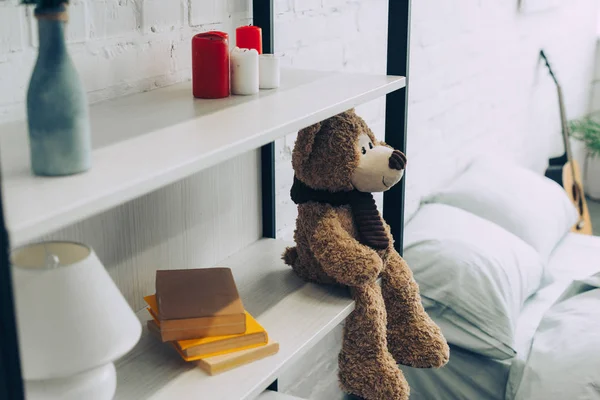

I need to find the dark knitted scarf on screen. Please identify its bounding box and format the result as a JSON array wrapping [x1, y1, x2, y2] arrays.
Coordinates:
[[290, 177, 390, 250]]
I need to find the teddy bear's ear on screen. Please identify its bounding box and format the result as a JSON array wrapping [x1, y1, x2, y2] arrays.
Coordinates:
[[292, 121, 321, 173]]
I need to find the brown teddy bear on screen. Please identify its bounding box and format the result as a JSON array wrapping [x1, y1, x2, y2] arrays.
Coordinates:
[[283, 109, 449, 400]]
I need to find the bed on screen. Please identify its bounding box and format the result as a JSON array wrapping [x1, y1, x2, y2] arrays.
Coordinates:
[[400, 232, 600, 400], [398, 158, 600, 400]]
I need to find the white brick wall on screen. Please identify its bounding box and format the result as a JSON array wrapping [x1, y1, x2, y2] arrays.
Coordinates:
[[0, 0, 251, 122], [0, 0, 598, 240], [274, 0, 599, 239], [273, 0, 389, 239], [590, 38, 600, 116], [403, 0, 598, 224]]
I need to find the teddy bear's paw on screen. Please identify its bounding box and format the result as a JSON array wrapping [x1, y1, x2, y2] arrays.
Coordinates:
[[387, 324, 450, 368], [339, 352, 409, 400]]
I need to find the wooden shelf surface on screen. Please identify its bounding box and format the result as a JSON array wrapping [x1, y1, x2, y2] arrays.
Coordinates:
[[114, 239, 354, 400], [0, 70, 405, 246]]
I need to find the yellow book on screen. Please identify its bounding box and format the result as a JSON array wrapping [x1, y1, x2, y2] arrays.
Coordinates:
[[195, 340, 279, 375], [144, 295, 268, 360]]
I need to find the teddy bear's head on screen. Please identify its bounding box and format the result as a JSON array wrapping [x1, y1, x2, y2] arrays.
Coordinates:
[[292, 109, 406, 193]]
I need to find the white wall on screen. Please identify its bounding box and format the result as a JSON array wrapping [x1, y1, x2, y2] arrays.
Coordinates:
[[407, 0, 598, 220], [272, 0, 389, 239], [0, 0, 251, 121], [589, 40, 600, 116], [274, 0, 599, 239], [0, 0, 598, 306]]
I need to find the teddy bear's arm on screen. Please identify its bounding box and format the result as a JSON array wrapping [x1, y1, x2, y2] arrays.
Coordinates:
[[310, 211, 383, 286]]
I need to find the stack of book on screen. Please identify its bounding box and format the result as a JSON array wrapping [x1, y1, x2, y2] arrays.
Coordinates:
[[145, 267, 278, 375]]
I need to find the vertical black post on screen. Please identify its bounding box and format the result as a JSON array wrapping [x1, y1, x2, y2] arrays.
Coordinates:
[[383, 0, 411, 255], [0, 169, 24, 400], [253, 0, 276, 239], [253, 0, 273, 54], [260, 144, 275, 239], [253, 0, 278, 392]]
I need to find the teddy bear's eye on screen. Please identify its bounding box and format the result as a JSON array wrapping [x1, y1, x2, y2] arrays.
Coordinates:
[[369, 142, 373, 149], [361, 147, 366, 155]]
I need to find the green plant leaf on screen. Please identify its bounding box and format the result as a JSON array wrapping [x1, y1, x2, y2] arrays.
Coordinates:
[[569, 117, 600, 159]]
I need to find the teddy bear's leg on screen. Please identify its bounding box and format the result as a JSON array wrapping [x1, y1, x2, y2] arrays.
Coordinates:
[[382, 251, 450, 368], [338, 281, 409, 400]]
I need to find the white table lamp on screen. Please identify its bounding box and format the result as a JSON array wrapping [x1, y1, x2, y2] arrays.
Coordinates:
[[10, 241, 142, 400]]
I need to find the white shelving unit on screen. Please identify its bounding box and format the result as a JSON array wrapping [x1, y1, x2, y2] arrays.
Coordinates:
[[0, 69, 405, 247], [1, 68, 405, 399], [0, 0, 415, 397], [115, 239, 354, 400]]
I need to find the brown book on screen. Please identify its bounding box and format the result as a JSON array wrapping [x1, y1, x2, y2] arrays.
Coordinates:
[[194, 340, 279, 375], [145, 294, 246, 342], [156, 267, 245, 320], [148, 321, 238, 342]]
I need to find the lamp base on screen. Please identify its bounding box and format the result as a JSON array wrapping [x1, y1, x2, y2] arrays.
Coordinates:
[[25, 363, 116, 400]]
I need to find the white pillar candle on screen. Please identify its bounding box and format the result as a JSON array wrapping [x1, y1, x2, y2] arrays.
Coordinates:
[[230, 47, 259, 95], [259, 54, 280, 89]]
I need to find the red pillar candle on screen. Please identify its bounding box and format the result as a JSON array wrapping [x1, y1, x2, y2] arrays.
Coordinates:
[[192, 31, 230, 99], [236, 26, 262, 54]]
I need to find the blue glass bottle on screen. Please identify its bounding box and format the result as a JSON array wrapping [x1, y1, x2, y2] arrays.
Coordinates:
[[26, 4, 91, 176]]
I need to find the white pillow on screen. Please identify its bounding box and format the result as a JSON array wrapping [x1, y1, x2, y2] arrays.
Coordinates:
[[404, 204, 544, 360], [425, 159, 578, 261]]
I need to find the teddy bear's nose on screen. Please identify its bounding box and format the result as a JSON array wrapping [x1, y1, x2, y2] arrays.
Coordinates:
[[388, 150, 407, 170]]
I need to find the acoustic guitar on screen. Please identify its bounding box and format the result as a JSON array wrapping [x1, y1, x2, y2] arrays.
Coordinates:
[[541, 50, 593, 235]]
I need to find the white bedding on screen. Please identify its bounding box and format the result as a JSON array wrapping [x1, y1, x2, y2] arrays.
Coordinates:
[[507, 234, 600, 400], [401, 278, 564, 400], [513, 233, 600, 358], [402, 233, 600, 400], [405, 204, 544, 360], [510, 279, 600, 400]]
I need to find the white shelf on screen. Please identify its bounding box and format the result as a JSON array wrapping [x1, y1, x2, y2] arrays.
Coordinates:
[[257, 391, 305, 400], [0, 69, 405, 246], [114, 239, 354, 400]]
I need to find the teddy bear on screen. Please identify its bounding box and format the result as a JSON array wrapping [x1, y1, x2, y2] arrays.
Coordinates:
[[282, 109, 449, 400]]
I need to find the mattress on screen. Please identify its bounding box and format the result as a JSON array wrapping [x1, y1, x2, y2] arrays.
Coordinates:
[[401, 233, 600, 400]]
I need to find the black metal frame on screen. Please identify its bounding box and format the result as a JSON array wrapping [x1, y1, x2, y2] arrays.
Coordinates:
[[383, 0, 411, 255], [253, 0, 279, 391], [0, 171, 24, 400], [253, 0, 276, 239]]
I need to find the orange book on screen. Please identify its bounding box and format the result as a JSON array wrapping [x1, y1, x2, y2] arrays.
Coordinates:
[[144, 294, 246, 342], [194, 340, 279, 375], [147, 320, 278, 375], [145, 310, 268, 360]]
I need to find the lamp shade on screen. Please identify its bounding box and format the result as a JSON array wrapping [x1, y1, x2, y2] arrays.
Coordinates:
[[11, 241, 142, 380]]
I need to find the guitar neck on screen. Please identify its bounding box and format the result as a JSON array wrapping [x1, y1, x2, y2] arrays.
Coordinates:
[[555, 83, 579, 189], [556, 85, 575, 162], [541, 50, 575, 164]]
